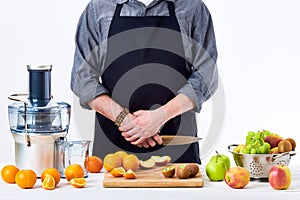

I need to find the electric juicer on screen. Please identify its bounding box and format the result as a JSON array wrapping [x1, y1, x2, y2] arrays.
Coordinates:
[[8, 65, 71, 176]]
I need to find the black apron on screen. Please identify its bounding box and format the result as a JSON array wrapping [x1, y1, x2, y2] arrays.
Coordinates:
[[93, 1, 200, 163]]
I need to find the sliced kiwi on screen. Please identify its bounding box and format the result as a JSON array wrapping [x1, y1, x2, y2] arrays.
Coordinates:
[[162, 166, 175, 178]]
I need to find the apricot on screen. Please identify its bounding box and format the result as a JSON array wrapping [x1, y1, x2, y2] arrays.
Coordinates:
[[122, 154, 139, 171], [114, 151, 128, 158], [103, 153, 123, 172]]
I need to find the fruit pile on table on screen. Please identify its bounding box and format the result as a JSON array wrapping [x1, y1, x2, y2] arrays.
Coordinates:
[[1, 155, 103, 190], [233, 130, 296, 154], [205, 129, 296, 190], [1, 131, 296, 191], [103, 150, 200, 180]]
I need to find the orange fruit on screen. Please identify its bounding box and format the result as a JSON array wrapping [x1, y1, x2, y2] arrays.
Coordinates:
[[1, 165, 19, 184], [103, 153, 122, 172], [70, 178, 86, 188], [114, 151, 128, 158], [110, 167, 125, 177], [124, 169, 137, 179], [64, 164, 85, 182], [15, 169, 37, 189], [41, 168, 60, 186], [42, 175, 55, 190], [87, 156, 103, 173], [122, 154, 139, 171]]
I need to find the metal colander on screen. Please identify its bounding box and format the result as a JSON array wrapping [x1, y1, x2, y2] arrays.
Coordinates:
[[228, 144, 296, 178]]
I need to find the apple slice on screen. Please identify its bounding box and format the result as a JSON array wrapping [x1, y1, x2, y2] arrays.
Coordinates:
[[150, 156, 171, 166], [139, 159, 155, 169]]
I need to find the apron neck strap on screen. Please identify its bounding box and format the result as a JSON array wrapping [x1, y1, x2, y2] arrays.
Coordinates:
[[114, 3, 123, 17], [166, 1, 176, 18], [114, 1, 176, 18]]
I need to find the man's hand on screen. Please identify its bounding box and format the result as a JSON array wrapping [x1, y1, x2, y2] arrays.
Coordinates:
[[119, 108, 166, 146], [137, 134, 163, 148]]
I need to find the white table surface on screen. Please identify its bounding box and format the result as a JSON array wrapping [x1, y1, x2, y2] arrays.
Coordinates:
[[1, 164, 300, 200]]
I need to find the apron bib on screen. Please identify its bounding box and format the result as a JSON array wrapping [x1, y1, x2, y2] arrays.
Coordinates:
[[93, 1, 200, 163]]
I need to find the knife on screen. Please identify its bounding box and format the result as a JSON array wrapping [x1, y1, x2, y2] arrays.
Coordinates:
[[161, 135, 202, 146]]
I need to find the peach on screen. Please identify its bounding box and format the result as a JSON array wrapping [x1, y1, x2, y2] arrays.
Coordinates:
[[224, 167, 250, 189], [122, 154, 139, 171], [268, 165, 292, 190], [103, 153, 122, 172]]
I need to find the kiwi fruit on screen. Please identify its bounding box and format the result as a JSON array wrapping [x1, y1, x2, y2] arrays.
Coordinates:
[[283, 138, 296, 151], [278, 140, 292, 153], [184, 163, 199, 177], [162, 166, 175, 178], [176, 166, 191, 179]]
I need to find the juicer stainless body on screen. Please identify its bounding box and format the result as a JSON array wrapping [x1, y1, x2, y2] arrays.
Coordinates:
[[8, 65, 71, 177], [13, 132, 65, 176]]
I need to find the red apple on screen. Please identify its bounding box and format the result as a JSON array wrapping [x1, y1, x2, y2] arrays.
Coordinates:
[[224, 167, 250, 189], [264, 133, 283, 149], [268, 165, 292, 190]]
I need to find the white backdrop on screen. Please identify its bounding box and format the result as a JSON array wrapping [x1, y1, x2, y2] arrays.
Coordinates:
[[0, 0, 299, 165]]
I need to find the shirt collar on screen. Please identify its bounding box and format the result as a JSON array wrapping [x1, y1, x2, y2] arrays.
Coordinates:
[[116, 0, 175, 4]]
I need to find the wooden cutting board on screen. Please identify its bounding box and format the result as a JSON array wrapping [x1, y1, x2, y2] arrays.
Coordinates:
[[103, 164, 203, 188]]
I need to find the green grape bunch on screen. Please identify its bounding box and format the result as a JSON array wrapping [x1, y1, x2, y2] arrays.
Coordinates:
[[241, 130, 271, 154]]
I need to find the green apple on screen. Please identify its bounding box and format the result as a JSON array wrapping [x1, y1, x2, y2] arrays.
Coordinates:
[[210, 152, 231, 170], [206, 160, 227, 181]]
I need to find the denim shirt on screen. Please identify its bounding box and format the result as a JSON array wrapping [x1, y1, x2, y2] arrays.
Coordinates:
[[71, 0, 218, 111]]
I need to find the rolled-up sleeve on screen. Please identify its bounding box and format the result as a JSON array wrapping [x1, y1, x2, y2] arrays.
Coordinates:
[[71, 2, 109, 109], [178, 2, 218, 112]]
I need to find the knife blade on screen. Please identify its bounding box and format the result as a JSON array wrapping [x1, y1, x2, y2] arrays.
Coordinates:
[[161, 135, 202, 146]]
